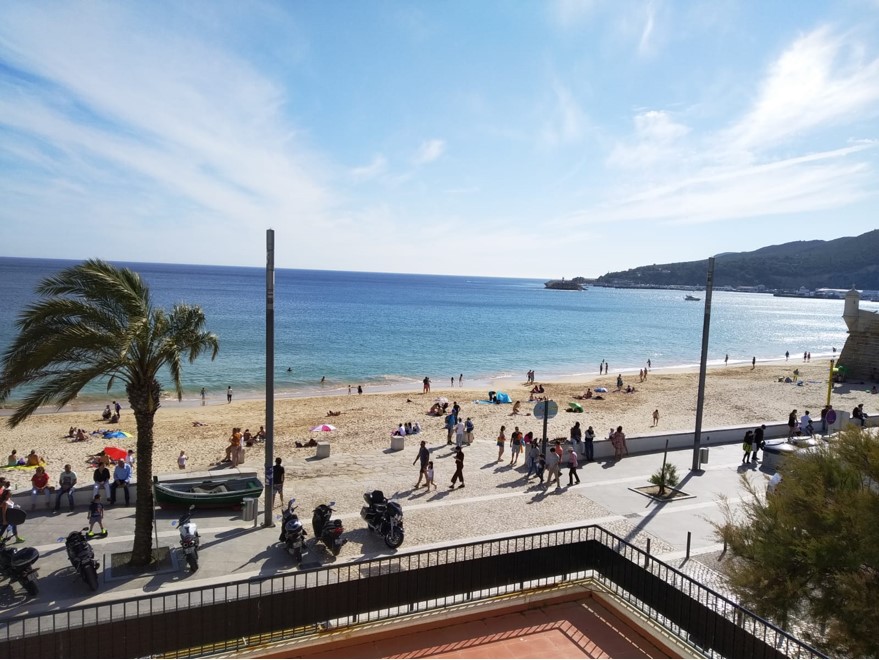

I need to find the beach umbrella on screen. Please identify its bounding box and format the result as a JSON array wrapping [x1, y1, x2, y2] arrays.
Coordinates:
[[567, 402, 584, 413], [310, 424, 336, 432], [103, 446, 127, 461]]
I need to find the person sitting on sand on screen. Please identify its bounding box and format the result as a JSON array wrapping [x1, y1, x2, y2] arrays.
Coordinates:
[[26, 450, 43, 467], [511, 401, 521, 415], [393, 424, 406, 437], [243, 429, 254, 447], [413, 421, 421, 434], [102, 405, 112, 421], [68, 426, 76, 438], [74, 429, 88, 442], [256, 426, 266, 441], [7, 450, 19, 467]]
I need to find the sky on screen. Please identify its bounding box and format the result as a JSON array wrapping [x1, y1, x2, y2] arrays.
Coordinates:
[[1, 1, 879, 279]]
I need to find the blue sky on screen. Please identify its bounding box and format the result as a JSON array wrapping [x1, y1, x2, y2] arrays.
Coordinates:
[[1, 1, 878, 278]]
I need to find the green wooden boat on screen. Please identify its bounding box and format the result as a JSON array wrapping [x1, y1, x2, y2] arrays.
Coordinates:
[[153, 475, 263, 508]]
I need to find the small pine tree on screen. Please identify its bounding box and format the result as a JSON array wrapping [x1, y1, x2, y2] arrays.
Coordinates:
[[649, 462, 679, 495]]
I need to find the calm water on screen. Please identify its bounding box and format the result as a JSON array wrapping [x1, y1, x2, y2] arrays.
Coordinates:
[[0, 257, 866, 405]]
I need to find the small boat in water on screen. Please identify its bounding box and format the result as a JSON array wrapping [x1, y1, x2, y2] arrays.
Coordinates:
[[153, 475, 263, 508], [684, 294, 701, 301]]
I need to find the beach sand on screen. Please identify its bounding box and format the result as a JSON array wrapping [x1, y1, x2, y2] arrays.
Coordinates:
[[1, 360, 870, 493]]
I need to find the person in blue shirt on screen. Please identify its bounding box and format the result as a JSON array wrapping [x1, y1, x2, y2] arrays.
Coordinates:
[[110, 459, 132, 506]]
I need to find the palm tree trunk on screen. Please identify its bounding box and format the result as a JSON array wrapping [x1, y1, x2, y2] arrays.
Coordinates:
[[129, 383, 160, 566]]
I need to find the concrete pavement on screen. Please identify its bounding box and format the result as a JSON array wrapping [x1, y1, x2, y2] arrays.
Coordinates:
[[0, 435, 772, 619]]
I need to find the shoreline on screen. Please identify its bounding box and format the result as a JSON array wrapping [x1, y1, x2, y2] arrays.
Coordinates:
[[0, 354, 842, 417]]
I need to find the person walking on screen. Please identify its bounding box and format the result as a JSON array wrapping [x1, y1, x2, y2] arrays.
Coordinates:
[[652, 409, 660, 427], [450, 447, 465, 489], [567, 447, 580, 486], [200, 387, 206, 403], [53, 464, 78, 513], [496, 425, 506, 462], [109, 459, 131, 506], [545, 443, 562, 488], [752, 424, 765, 462], [787, 410, 798, 439], [271, 457, 285, 508], [509, 427, 523, 466], [425, 461, 437, 491], [227, 385, 233, 403], [524, 443, 540, 479], [742, 430, 754, 464], [751, 356, 756, 369], [87, 494, 105, 536], [423, 377, 431, 393], [413, 441, 429, 488], [454, 418, 465, 448], [724, 354, 729, 366], [584, 426, 595, 463]]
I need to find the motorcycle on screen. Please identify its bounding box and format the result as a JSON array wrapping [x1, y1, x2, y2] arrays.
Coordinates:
[[173, 505, 200, 571], [360, 490, 404, 548], [0, 532, 40, 597], [279, 498, 307, 564], [311, 501, 347, 556], [64, 528, 100, 591]]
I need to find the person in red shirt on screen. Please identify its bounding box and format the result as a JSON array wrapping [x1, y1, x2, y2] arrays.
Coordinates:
[[31, 466, 50, 510]]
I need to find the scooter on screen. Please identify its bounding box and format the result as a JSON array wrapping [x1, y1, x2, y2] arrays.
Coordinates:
[[311, 501, 347, 556], [64, 528, 100, 591], [279, 498, 307, 564], [0, 529, 40, 597], [173, 505, 200, 571], [360, 490, 405, 548]]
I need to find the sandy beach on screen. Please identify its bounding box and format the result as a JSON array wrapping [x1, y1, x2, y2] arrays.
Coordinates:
[[1, 360, 873, 493]]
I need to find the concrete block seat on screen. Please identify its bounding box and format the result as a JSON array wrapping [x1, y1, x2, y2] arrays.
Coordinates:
[[390, 436, 405, 451], [315, 442, 331, 459]]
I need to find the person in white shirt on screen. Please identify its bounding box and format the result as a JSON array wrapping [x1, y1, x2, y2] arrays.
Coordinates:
[[454, 420, 465, 447], [800, 411, 813, 437]]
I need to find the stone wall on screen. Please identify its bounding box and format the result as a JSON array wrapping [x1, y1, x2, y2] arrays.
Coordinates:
[[839, 322, 879, 381]]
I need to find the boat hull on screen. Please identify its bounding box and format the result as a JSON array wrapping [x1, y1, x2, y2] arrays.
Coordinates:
[[153, 477, 263, 508]]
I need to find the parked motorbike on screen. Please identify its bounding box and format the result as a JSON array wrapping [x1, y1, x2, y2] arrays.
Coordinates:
[[360, 490, 404, 548], [279, 498, 307, 564], [311, 501, 347, 556], [173, 505, 200, 571], [65, 528, 100, 591], [0, 533, 40, 596]]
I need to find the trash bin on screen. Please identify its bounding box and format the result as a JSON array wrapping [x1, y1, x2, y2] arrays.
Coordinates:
[[699, 447, 709, 465], [242, 497, 257, 522]]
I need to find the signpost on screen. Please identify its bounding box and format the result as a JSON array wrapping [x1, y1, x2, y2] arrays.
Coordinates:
[[534, 400, 558, 456]]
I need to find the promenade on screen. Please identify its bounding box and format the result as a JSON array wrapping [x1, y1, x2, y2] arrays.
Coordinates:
[[0, 432, 767, 619]]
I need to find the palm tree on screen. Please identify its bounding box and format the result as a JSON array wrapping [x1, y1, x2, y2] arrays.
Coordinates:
[[0, 260, 219, 565]]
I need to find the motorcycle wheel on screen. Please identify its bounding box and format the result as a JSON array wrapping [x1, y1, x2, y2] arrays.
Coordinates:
[[20, 577, 39, 597], [186, 550, 199, 572], [82, 563, 99, 591], [384, 527, 404, 549], [331, 545, 341, 556]]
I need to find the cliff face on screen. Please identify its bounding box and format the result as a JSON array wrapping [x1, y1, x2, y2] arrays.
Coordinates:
[[597, 230, 879, 289]]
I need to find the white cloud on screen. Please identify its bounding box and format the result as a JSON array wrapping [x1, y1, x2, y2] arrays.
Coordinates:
[[350, 155, 388, 182], [638, 1, 656, 56], [413, 139, 446, 165], [549, 0, 601, 29], [728, 26, 879, 154], [607, 110, 690, 168]]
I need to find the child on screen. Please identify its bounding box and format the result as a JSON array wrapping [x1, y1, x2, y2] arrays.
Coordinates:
[[534, 454, 546, 484], [178, 451, 187, 470], [88, 494, 105, 536], [425, 461, 436, 491]]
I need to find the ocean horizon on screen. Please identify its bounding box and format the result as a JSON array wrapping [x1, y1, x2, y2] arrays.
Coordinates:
[[0, 256, 869, 409]]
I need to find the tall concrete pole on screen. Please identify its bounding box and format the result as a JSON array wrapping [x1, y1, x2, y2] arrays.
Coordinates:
[[692, 257, 715, 472], [264, 229, 276, 527]]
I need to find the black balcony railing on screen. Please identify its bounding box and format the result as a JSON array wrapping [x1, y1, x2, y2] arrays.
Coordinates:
[[0, 525, 824, 659]]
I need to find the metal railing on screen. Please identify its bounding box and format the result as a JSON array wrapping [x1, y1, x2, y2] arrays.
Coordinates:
[[0, 525, 823, 659]]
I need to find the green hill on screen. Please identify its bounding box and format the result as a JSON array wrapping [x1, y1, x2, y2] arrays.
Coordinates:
[[597, 230, 879, 290]]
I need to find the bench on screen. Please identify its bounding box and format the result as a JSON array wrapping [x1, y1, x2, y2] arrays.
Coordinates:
[[390, 436, 405, 451], [315, 442, 331, 459]]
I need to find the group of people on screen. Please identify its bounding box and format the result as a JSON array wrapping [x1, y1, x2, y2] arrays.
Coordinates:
[[393, 422, 422, 436], [6, 449, 43, 467], [525, 370, 537, 384], [101, 401, 122, 423], [742, 424, 767, 463], [222, 425, 267, 465]]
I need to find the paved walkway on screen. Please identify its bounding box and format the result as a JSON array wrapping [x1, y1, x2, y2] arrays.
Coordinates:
[[0, 437, 768, 619]]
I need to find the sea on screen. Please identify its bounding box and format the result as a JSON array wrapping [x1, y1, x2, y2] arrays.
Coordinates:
[[1, 256, 872, 408]]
